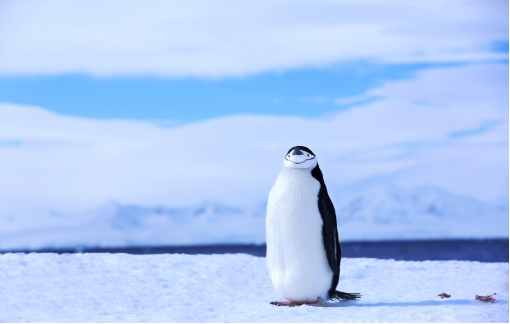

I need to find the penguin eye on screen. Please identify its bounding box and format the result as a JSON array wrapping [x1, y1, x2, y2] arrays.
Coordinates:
[[307, 154, 309, 157]]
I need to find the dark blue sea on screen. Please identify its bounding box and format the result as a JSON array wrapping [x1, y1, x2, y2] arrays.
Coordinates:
[[3, 239, 508, 262]]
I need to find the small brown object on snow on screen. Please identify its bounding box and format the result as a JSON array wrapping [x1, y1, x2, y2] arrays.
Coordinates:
[[475, 293, 497, 303], [437, 293, 451, 299]]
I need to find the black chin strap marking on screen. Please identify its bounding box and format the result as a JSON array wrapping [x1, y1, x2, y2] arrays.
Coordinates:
[[285, 156, 315, 164]]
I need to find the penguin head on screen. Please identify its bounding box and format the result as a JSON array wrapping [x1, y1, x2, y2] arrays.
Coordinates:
[[283, 146, 318, 169]]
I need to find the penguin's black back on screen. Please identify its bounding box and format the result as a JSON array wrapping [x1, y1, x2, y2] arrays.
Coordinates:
[[310, 163, 342, 298]]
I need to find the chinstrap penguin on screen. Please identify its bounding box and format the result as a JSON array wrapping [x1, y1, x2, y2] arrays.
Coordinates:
[[266, 146, 361, 306]]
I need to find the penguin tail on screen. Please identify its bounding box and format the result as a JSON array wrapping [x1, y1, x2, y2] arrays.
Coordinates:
[[328, 290, 361, 300]]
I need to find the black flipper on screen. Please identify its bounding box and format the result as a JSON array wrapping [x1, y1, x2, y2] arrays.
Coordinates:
[[311, 162, 361, 301]]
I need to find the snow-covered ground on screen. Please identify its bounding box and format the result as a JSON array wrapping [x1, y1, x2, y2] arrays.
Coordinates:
[[0, 185, 507, 250], [0, 253, 507, 322]]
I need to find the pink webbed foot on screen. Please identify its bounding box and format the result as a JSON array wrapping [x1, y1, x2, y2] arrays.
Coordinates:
[[307, 297, 322, 306], [270, 297, 322, 307], [270, 300, 303, 307]]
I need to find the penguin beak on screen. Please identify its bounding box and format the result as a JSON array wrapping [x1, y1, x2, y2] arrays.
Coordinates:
[[285, 149, 314, 164]]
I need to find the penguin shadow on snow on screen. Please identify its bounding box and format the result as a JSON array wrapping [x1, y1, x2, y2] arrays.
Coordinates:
[[322, 299, 481, 308]]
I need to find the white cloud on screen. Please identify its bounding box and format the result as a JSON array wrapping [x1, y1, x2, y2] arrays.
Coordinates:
[[0, 63, 507, 221], [334, 93, 382, 106], [0, 0, 507, 77]]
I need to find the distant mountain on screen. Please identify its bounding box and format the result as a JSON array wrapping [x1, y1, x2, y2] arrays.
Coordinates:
[[92, 201, 249, 230], [0, 186, 507, 250], [336, 185, 505, 223], [334, 185, 508, 241]]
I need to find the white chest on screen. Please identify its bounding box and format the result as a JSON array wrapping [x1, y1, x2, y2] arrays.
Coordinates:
[[265, 167, 333, 302]]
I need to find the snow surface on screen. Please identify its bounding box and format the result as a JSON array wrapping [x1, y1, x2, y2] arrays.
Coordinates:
[[0, 253, 507, 322], [0, 185, 507, 250]]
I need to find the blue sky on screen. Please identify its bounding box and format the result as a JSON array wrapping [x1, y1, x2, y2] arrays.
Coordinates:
[[0, 61, 469, 122], [0, 1, 507, 122]]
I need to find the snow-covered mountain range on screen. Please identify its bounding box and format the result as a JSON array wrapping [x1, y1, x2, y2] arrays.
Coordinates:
[[0, 185, 507, 250], [337, 186, 505, 223]]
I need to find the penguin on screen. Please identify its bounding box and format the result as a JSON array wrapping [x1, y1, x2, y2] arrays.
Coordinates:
[[266, 146, 360, 306]]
